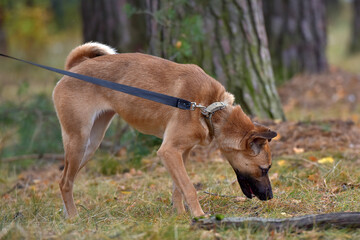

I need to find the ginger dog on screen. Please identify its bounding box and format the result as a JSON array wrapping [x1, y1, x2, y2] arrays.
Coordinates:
[[53, 42, 277, 218]]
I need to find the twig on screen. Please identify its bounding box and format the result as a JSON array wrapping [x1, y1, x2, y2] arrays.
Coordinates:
[[1, 153, 63, 163], [203, 191, 239, 198]]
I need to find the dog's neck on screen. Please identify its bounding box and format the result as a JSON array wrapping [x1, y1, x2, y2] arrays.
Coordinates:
[[211, 105, 255, 149]]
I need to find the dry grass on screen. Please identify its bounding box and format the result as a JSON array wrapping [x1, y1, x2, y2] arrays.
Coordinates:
[[0, 148, 360, 239]]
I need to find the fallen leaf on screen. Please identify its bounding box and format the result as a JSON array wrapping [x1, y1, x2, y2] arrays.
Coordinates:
[[233, 197, 247, 202], [33, 179, 41, 184], [308, 156, 318, 162], [273, 133, 281, 141], [318, 157, 334, 164], [129, 168, 137, 175], [218, 175, 226, 181], [308, 174, 319, 182], [142, 158, 152, 164], [121, 191, 132, 195], [277, 160, 287, 166], [351, 114, 359, 124], [293, 147, 305, 154], [270, 172, 279, 181]]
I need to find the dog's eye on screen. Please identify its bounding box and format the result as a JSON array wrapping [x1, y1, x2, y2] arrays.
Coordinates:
[[259, 165, 271, 176]]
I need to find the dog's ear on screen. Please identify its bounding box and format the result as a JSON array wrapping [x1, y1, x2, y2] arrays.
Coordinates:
[[246, 127, 277, 155], [253, 123, 277, 142]]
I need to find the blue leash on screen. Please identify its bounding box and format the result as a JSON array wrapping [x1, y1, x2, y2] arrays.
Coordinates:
[[0, 53, 193, 110]]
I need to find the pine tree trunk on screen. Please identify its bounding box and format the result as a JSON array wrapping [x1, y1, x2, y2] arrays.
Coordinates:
[[262, 0, 328, 82], [145, 0, 285, 120], [0, 5, 7, 54], [350, 0, 360, 52], [81, 0, 148, 52]]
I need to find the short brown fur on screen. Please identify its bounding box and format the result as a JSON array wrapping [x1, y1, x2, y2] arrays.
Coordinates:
[[53, 43, 277, 218]]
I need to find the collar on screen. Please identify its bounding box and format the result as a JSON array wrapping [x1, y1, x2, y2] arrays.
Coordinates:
[[200, 102, 227, 138]]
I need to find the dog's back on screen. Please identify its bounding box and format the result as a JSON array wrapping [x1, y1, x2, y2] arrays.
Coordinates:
[[54, 43, 231, 137]]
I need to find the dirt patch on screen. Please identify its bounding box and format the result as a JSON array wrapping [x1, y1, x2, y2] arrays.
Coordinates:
[[266, 120, 360, 156], [278, 70, 360, 113]]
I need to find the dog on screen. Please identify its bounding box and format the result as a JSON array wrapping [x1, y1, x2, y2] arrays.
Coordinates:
[[52, 42, 277, 218]]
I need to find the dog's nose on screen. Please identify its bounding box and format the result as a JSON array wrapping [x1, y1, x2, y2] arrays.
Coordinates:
[[258, 187, 273, 201], [267, 188, 273, 200]]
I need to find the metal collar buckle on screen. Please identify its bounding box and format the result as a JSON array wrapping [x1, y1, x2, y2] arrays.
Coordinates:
[[191, 101, 227, 138], [200, 102, 227, 117], [191, 101, 226, 116]]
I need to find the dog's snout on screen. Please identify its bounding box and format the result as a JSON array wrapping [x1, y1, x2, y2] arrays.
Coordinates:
[[258, 186, 273, 201], [266, 187, 273, 200]]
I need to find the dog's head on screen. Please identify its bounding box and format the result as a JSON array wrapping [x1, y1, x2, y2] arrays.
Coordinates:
[[216, 106, 277, 201]]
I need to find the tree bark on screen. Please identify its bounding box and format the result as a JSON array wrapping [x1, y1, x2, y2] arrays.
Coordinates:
[[145, 0, 285, 120], [81, 0, 148, 52], [192, 212, 360, 231], [0, 5, 7, 54], [350, 0, 360, 53], [262, 0, 328, 82]]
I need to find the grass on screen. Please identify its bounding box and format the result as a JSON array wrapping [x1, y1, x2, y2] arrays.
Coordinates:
[[0, 149, 360, 239]]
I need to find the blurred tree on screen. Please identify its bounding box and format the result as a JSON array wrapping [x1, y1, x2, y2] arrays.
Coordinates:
[[81, 0, 285, 120], [325, 0, 340, 17], [0, 5, 7, 53], [81, 0, 148, 52], [2, 0, 52, 58], [144, 0, 285, 120], [262, 0, 328, 83], [350, 0, 360, 52]]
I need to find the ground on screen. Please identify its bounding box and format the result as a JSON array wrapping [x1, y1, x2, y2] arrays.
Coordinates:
[[1, 70, 360, 239]]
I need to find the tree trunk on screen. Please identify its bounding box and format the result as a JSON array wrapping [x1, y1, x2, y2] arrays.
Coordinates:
[[145, 0, 285, 120], [0, 5, 7, 54], [262, 0, 328, 82], [81, 0, 148, 52], [350, 0, 360, 53]]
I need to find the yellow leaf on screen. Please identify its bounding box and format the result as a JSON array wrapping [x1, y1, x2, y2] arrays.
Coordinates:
[[318, 157, 334, 164], [277, 160, 287, 166], [121, 191, 132, 195]]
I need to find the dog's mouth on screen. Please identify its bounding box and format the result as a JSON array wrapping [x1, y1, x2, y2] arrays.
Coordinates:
[[233, 169, 273, 201], [239, 179, 255, 199]]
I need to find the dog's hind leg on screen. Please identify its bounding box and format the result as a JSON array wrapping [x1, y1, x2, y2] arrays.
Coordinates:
[[59, 129, 89, 218], [78, 111, 115, 171], [58, 109, 113, 218]]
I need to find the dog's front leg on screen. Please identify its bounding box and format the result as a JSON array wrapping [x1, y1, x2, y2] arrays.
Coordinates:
[[157, 145, 204, 217], [171, 148, 192, 214]]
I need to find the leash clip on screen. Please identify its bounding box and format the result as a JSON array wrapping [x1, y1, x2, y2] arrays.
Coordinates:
[[190, 102, 206, 111]]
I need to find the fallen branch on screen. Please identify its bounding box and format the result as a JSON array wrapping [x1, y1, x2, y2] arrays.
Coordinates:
[[1, 153, 63, 163], [192, 212, 360, 231]]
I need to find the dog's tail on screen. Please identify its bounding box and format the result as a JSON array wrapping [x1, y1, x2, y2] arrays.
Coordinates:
[[65, 42, 117, 70]]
